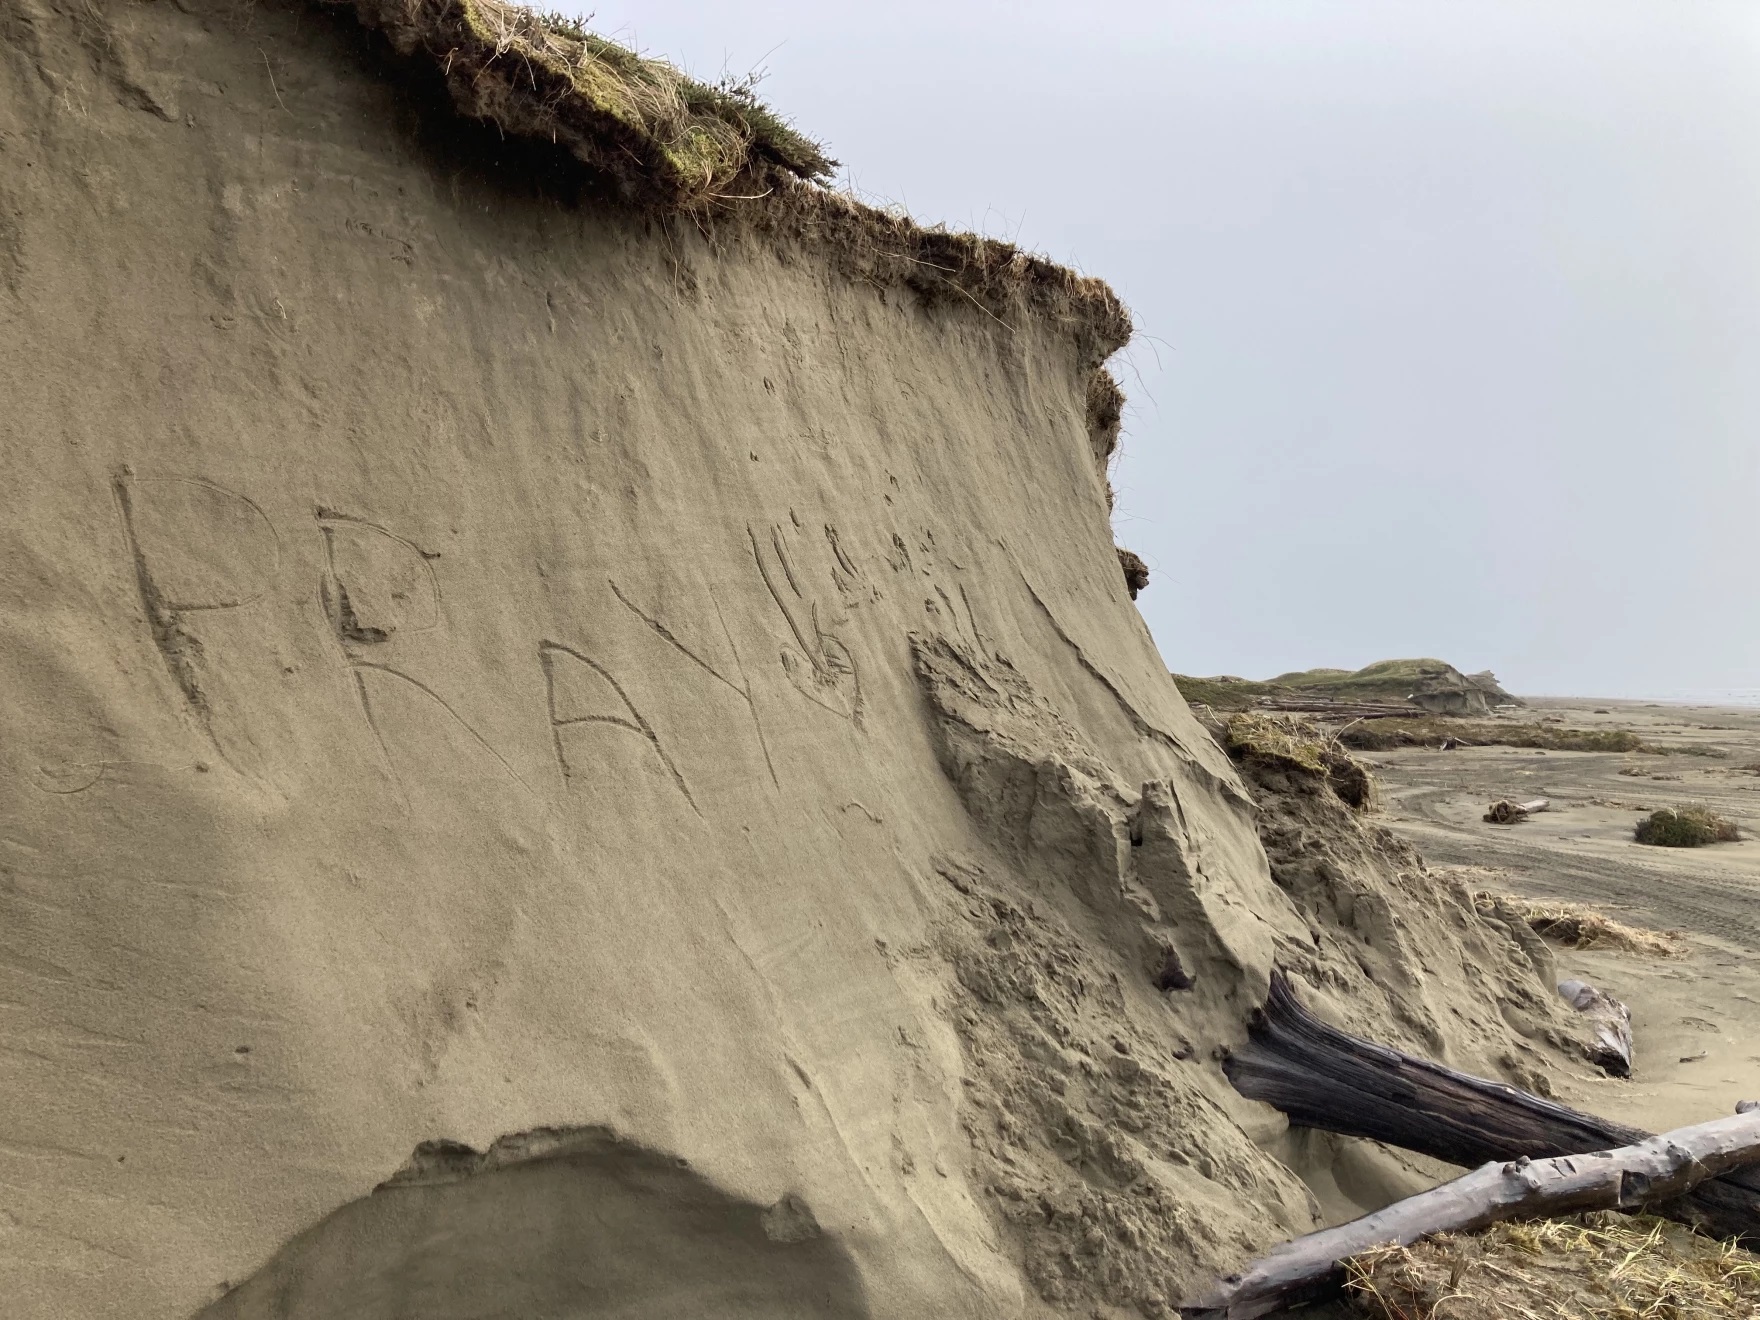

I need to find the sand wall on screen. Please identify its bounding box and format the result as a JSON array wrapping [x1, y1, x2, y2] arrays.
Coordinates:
[[0, 3, 1576, 1316]]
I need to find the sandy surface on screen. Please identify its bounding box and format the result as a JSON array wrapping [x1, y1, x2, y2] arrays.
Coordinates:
[[1369, 697, 1760, 1135]]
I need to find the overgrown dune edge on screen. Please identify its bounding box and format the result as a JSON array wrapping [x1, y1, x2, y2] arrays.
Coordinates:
[[0, 2, 1582, 1316]]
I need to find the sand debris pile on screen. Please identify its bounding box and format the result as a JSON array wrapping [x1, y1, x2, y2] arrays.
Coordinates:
[[1206, 712, 1591, 1086], [929, 854, 1313, 1314], [907, 639, 1592, 1305]]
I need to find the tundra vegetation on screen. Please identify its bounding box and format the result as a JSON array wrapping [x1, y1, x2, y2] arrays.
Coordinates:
[[1635, 805, 1741, 848]]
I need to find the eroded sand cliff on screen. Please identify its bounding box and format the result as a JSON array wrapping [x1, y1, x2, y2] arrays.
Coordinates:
[[0, 2, 1582, 1315]]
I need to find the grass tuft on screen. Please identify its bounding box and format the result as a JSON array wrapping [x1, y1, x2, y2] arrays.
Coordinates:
[[1223, 713, 1329, 776], [1221, 713, 1376, 810], [1634, 805, 1740, 848], [353, 0, 834, 204]]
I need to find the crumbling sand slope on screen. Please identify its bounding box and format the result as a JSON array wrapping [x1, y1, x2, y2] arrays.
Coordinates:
[[0, 3, 1580, 1316]]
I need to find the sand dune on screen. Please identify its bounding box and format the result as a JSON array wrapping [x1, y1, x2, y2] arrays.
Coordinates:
[[0, 3, 1590, 1315]]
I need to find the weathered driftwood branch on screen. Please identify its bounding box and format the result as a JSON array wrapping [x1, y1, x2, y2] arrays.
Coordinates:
[[1559, 977, 1634, 1077], [1179, 1106, 1760, 1319], [1223, 973, 1760, 1242]]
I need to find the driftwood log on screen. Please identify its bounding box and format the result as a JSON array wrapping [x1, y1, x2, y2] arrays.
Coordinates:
[[1224, 973, 1760, 1243], [1559, 977, 1634, 1077], [1248, 698, 1422, 719], [1179, 1106, 1760, 1319], [1485, 797, 1549, 823]]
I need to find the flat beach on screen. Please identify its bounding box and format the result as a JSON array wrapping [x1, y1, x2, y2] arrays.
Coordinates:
[[1369, 697, 1760, 1135]]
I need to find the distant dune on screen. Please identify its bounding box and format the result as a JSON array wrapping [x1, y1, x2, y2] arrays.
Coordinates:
[[1177, 658, 1520, 714]]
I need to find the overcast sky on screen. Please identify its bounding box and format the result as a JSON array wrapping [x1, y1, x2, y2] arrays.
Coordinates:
[[577, 2, 1760, 699]]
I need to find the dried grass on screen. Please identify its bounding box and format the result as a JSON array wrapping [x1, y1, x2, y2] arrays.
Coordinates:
[[1471, 893, 1681, 957], [320, 0, 1132, 362], [337, 0, 831, 203], [1346, 1213, 1760, 1319]]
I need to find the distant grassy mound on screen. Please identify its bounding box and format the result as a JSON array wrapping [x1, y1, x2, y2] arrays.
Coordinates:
[[1270, 659, 1441, 694], [1634, 806, 1740, 847], [1174, 659, 1519, 715], [1272, 659, 1519, 713]]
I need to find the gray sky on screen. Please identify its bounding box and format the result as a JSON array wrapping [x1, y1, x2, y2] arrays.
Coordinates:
[[579, 2, 1760, 699]]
